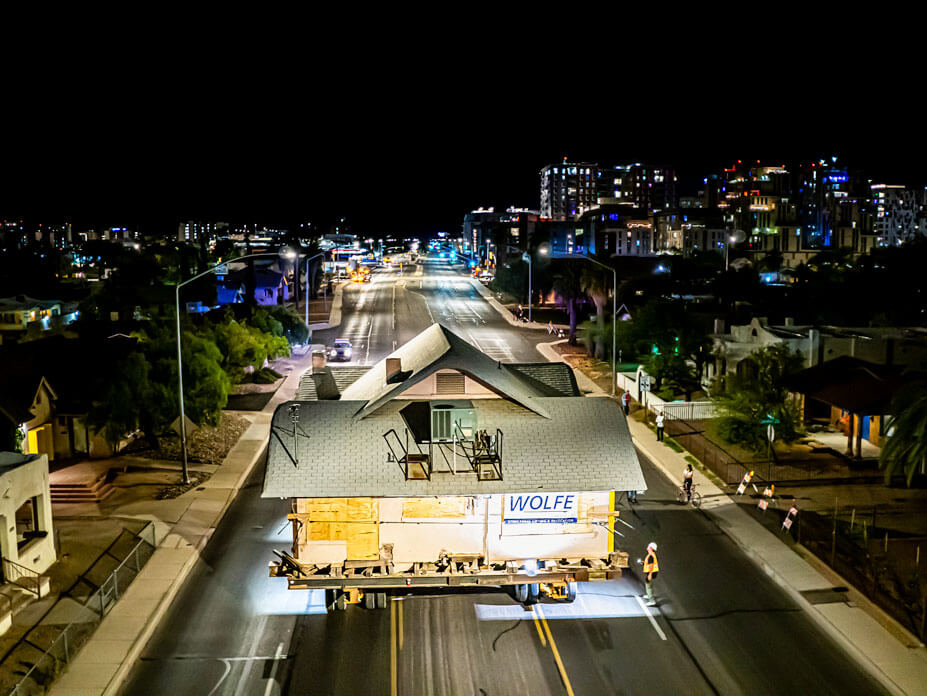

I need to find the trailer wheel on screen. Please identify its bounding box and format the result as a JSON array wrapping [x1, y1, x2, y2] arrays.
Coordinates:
[[376, 592, 388, 609], [325, 589, 336, 613], [561, 582, 577, 603], [335, 592, 347, 611], [525, 583, 540, 605], [364, 592, 377, 610], [514, 583, 528, 603]]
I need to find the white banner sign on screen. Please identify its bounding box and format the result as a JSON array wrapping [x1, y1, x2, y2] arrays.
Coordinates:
[[504, 492, 578, 524]]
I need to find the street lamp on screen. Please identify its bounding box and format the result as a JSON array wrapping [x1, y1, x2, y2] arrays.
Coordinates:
[[174, 251, 286, 484], [301, 251, 325, 330]]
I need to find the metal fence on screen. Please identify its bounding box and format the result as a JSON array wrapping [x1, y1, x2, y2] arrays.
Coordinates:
[[753, 504, 927, 642], [5, 522, 157, 696]]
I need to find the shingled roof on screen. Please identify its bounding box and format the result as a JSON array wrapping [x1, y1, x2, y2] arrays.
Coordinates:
[[340, 324, 557, 420], [262, 397, 645, 498]]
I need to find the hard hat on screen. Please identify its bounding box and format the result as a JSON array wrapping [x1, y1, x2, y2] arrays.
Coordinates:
[[647, 542, 657, 552]]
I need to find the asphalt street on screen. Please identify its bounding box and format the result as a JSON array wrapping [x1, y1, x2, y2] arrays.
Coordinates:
[[122, 258, 888, 695]]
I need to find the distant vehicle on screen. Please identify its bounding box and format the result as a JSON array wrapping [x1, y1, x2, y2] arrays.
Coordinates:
[[329, 339, 353, 361]]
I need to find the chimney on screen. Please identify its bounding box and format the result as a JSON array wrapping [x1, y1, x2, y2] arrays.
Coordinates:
[[784, 317, 794, 327], [386, 357, 402, 383], [713, 318, 726, 335]]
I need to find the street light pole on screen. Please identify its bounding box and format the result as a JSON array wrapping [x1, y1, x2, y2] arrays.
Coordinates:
[[303, 251, 325, 330], [174, 251, 284, 485]]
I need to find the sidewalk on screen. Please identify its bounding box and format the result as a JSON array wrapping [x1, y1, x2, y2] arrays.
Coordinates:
[[47, 328, 320, 695], [539, 340, 927, 696]]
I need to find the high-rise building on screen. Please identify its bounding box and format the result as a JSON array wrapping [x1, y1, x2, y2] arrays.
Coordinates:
[[596, 163, 677, 214], [870, 184, 924, 247], [540, 160, 598, 221]]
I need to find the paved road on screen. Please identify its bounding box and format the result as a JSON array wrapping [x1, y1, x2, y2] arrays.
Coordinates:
[[123, 257, 888, 695], [315, 258, 549, 365]]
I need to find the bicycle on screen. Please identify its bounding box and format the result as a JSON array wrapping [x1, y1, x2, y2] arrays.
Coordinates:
[[676, 483, 701, 508]]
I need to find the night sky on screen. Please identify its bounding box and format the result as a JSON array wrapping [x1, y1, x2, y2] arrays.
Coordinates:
[[3, 36, 923, 240]]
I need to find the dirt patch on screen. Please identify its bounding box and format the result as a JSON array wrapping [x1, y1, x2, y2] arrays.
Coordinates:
[[155, 470, 212, 499], [126, 412, 249, 466], [554, 344, 615, 393]]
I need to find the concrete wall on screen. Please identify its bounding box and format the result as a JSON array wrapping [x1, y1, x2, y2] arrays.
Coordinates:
[[0, 454, 56, 575]]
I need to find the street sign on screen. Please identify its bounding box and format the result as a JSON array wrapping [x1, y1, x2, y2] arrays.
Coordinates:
[[767, 424, 776, 442], [171, 414, 199, 439], [522, 252, 530, 262], [640, 376, 652, 393], [213, 263, 229, 276]]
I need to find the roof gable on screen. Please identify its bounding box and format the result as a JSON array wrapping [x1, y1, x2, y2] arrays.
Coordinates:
[[341, 324, 551, 419]]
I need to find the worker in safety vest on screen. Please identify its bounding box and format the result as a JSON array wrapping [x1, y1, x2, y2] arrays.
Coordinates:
[[641, 542, 659, 606]]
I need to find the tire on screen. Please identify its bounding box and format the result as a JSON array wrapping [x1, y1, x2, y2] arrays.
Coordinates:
[[525, 583, 540, 605], [335, 592, 347, 611], [376, 592, 388, 610], [561, 582, 577, 603], [364, 592, 377, 610], [325, 589, 336, 613], [514, 583, 529, 603], [691, 491, 702, 508]]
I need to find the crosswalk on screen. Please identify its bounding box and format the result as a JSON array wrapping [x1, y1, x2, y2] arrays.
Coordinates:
[[468, 333, 515, 362]]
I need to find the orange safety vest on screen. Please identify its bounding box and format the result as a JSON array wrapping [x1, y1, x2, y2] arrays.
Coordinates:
[[643, 551, 659, 574]]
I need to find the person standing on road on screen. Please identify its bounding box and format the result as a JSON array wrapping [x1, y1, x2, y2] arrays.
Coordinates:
[[641, 542, 659, 606], [621, 390, 631, 415], [683, 463, 694, 501], [655, 412, 665, 441]]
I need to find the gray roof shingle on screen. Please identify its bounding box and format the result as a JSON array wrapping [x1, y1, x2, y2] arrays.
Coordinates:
[[262, 396, 646, 498]]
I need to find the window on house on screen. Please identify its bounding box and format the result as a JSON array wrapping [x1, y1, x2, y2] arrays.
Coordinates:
[[15, 496, 45, 551]]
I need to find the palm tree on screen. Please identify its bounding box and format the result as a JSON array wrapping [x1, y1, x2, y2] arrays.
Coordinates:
[[581, 267, 609, 358], [552, 263, 586, 346], [879, 373, 927, 486]]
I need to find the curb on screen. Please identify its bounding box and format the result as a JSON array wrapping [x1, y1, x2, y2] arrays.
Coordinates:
[[468, 277, 564, 331], [309, 282, 345, 332]]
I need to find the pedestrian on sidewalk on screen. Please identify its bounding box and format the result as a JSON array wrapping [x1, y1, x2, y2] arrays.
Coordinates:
[[655, 412, 665, 441], [621, 390, 631, 415], [640, 542, 659, 606]]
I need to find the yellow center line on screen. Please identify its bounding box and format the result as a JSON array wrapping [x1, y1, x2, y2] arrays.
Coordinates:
[[398, 598, 404, 651], [390, 599, 398, 696], [536, 605, 575, 696], [531, 609, 547, 647]]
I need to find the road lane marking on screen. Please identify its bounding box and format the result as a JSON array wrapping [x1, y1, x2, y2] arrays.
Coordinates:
[[534, 605, 575, 696], [532, 611, 547, 647], [634, 595, 668, 640], [263, 642, 285, 696]]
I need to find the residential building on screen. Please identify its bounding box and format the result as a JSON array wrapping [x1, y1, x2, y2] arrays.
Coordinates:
[[0, 453, 56, 595], [0, 296, 80, 345], [870, 184, 924, 247], [540, 161, 598, 221], [596, 163, 677, 215]]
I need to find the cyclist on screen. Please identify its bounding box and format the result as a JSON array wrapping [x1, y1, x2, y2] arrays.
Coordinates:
[[683, 463, 694, 501]]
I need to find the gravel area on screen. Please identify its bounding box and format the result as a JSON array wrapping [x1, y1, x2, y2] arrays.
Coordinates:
[[128, 412, 250, 466]]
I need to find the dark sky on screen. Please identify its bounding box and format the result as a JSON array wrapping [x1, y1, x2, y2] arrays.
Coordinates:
[[3, 33, 923, 240]]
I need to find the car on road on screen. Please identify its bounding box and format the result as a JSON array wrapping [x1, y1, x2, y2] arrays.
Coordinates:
[[329, 339, 353, 361]]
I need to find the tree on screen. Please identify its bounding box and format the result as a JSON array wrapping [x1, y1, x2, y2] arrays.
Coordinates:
[[87, 352, 151, 455], [714, 344, 804, 454], [552, 262, 586, 345], [879, 373, 927, 486], [581, 267, 609, 359]]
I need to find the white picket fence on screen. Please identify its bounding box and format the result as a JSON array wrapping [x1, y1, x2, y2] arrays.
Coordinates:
[[616, 371, 718, 420]]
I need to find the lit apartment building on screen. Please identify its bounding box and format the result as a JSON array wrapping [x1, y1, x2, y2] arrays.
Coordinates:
[[871, 184, 924, 247], [540, 161, 598, 221], [596, 163, 677, 215]]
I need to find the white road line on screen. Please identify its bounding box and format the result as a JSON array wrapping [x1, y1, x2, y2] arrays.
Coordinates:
[[263, 642, 285, 696], [634, 595, 668, 641]]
